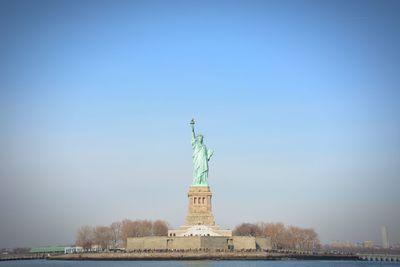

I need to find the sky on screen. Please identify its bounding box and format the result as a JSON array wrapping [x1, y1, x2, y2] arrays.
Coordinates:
[[0, 0, 399, 248]]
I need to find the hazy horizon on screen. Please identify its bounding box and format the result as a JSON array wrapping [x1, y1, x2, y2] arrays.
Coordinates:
[[1, 0, 399, 248]]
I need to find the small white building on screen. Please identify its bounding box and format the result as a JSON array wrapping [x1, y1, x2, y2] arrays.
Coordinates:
[[64, 246, 84, 254]]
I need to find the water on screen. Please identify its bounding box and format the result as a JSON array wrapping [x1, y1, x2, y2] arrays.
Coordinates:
[[1, 261, 400, 267]]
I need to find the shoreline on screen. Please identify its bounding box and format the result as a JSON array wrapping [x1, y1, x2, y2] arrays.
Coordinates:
[[48, 252, 360, 261]]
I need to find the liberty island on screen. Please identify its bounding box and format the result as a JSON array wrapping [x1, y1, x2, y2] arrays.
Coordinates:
[[42, 120, 379, 261], [2, 121, 397, 261]]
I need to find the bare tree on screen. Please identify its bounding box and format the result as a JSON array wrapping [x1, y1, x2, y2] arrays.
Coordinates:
[[234, 222, 320, 251], [78, 219, 171, 248], [260, 222, 286, 249], [122, 219, 141, 237], [137, 220, 153, 236], [233, 223, 262, 236], [121, 219, 151, 246], [94, 226, 113, 250], [121, 219, 136, 247], [76, 225, 95, 250], [286, 226, 301, 249], [110, 221, 123, 248], [152, 220, 168, 236], [301, 228, 320, 250]]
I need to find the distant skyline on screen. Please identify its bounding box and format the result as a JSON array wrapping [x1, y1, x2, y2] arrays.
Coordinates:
[[0, 0, 399, 248]]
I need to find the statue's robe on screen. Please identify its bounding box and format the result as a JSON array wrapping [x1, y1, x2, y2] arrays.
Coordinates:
[[192, 136, 213, 185]]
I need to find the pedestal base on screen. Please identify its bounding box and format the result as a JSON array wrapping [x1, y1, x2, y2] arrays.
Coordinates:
[[168, 224, 232, 237], [185, 186, 215, 226], [168, 185, 232, 237]]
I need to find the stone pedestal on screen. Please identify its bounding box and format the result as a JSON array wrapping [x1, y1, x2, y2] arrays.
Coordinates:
[[168, 185, 232, 237], [185, 186, 215, 226]]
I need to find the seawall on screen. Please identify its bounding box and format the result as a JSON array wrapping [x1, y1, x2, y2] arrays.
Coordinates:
[[49, 252, 359, 261]]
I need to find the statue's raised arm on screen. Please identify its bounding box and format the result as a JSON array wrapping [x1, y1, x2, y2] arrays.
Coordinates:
[[190, 118, 196, 140]]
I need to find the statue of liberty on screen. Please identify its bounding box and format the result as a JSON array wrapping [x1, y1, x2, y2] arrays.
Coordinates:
[[190, 119, 213, 186]]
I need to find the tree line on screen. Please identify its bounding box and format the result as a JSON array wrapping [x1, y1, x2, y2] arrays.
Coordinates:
[[75, 219, 169, 250], [75, 220, 319, 251], [233, 222, 320, 250]]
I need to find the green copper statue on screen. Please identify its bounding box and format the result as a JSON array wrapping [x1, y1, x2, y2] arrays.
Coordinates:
[[190, 119, 213, 186]]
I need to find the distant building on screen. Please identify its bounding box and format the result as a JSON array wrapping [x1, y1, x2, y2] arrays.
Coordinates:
[[30, 246, 86, 254], [363, 240, 374, 248], [64, 246, 84, 254], [381, 226, 389, 249], [30, 246, 66, 254], [1, 248, 11, 255], [355, 241, 364, 248], [330, 240, 356, 248]]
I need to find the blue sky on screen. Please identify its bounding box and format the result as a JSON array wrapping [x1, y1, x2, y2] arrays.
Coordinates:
[[0, 0, 399, 247]]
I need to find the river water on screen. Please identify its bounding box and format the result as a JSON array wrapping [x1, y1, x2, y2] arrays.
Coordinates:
[[1, 261, 399, 267]]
